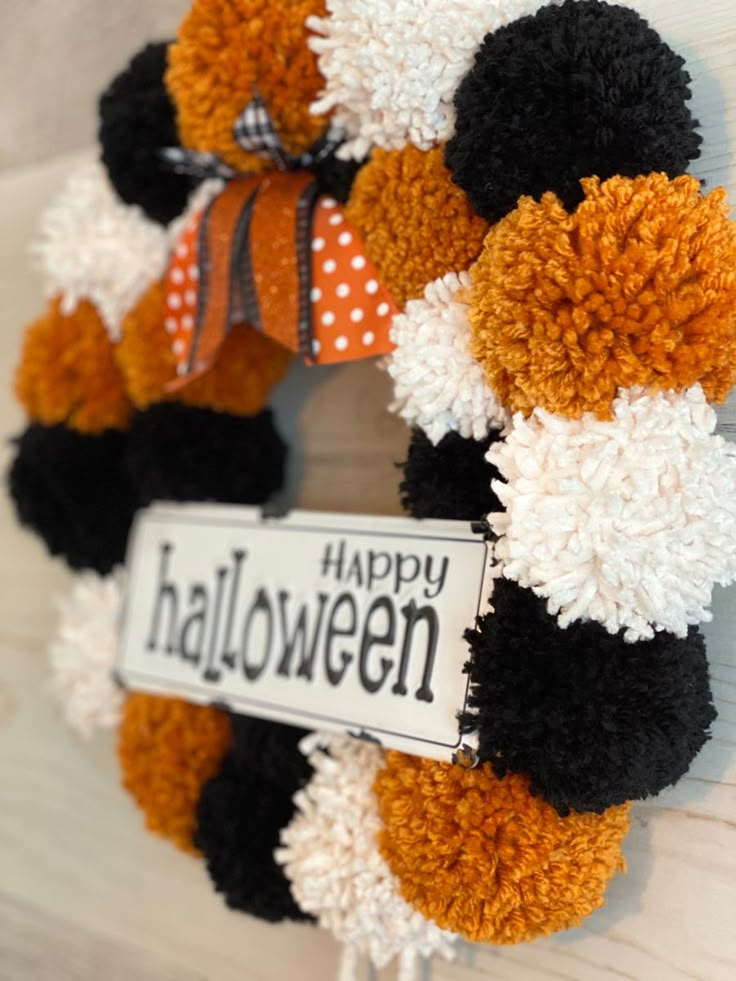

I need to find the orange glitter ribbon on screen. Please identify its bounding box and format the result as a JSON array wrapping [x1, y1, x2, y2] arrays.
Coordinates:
[[164, 174, 397, 387]]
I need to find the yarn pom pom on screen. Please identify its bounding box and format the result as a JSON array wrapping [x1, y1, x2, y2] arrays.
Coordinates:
[[375, 752, 630, 944], [489, 386, 736, 641], [388, 272, 508, 444], [115, 281, 292, 413], [310, 150, 365, 205], [469, 174, 736, 419], [118, 694, 231, 854], [446, 0, 702, 223], [277, 734, 457, 980], [400, 429, 503, 521], [346, 146, 487, 308], [7, 424, 139, 575], [463, 579, 717, 814], [195, 716, 314, 922], [99, 42, 197, 225], [14, 297, 132, 434], [126, 404, 287, 506], [308, 0, 544, 159], [166, 0, 328, 173], [33, 161, 169, 342], [49, 569, 125, 738]]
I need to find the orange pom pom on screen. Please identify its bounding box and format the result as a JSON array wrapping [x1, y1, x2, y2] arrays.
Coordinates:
[[375, 753, 630, 945], [14, 297, 133, 434], [118, 694, 232, 853], [469, 173, 736, 419], [115, 281, 292, 414], [345, 146, 488, 308], [166, 0, 328, 173]]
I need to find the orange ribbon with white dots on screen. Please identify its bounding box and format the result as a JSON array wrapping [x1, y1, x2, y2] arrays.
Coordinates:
[[164, 174, 397, 387]]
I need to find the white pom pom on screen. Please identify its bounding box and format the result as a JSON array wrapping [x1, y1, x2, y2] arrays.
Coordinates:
[[33, 162, 169, 341], [488, 386, 736, 641], [49, 569, 125, 737], [307, 0, 547, 156], [387, 271, 509, 444], [276, 734, 457, 977]]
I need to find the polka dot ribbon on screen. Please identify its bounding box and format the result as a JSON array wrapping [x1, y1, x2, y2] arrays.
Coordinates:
[[164, 175, 397, 386]]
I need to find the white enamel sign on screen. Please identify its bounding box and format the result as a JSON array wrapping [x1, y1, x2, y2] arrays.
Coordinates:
[[117, 504, 493, 760]]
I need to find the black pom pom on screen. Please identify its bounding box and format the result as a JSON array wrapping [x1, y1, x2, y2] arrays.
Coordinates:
[[99, 42, 196, 225], [446, 0, 702, 223], [195, 717, 313, 923], [462, 579, 717, 815], [399, 428, 504, 520], [7, 424, 139, 574], [311, 151, 365, 204], [125, 404, 287, 506]]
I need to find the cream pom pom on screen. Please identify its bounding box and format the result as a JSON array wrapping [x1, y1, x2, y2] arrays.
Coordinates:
[[49, 569, 125, 737], [276, 734, 457, 981], [308, 0, 546, 157], [488, 386, 736, 642], [387, 271, 508, 444], [33, 162, 169, 342]]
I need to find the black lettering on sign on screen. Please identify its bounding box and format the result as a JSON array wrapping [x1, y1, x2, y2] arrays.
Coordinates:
[[241, 587, 273, 681], [179, 584, 207, 665], [359, 596, 395, 694], [392, 600, 438, 703], [324, 592, 356, 686], [146, 542, 178, 654], [276, 591, 330, 681], [221, 550, 246, 668]]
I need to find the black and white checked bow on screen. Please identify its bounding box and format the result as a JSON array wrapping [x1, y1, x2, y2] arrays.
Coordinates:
[[233, 90, 343, 171]]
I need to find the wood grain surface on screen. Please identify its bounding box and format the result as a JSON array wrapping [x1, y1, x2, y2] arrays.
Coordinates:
[[1, 1, 736, 977]]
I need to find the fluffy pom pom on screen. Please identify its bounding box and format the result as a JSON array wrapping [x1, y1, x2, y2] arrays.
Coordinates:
[[489, 386, 736, 641], [277, 734, 457, 979], [307, 0, 544, 159], [462, 579, 717, 814], [469, 173, 736, 419], [115, 281, 292, 413], [49, 569, 125, 738], [446, 0, 702, 223], [118, 694, 231, 853], [99, 42, 197, 225], [126, 404, 287, 506], [166, 0, 328, 173], [345, 146, 487, 308], [14, 297, 133, 434], [400, 429, 503, 521], [375, 752, 630, 944], [388, 272, 508, 444], [32, 162, 169, 342], [7, 424, 139, 575], [195, 716, 314, 922]]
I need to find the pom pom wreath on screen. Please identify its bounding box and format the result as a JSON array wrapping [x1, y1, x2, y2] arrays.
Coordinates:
[[345, 146, 488, 308], [469, 173, 736, 419], [400, 429, 503, 522], [277, 734, 457, 981], [446, 0, 702, 223], [126, 404, 287, 507], [489, 386, 736, 641], [462, 579, 717, 814], [49, 569, 125, 738], [195, 716, 314, 922], [115, 281, 292, 414], [33, 161, 169, 342], [14, 297, 133, 434], [166, 0, 328, 174], [118, 694, 232, 854], [375, 752, 631, 944], [99, 42, 197, 225], [7, 424, 139, 575], [388, 272, 508, 444], [307, 0, 544, 159]]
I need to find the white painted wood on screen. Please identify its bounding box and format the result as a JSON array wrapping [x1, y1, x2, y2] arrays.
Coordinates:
[[1, 1, 736, 977]]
